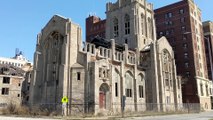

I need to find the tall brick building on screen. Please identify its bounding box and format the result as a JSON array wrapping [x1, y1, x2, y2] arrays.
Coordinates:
[[203, 21, 213, 81], [86, 15, 106, 42], [154, 0, 211, 108]]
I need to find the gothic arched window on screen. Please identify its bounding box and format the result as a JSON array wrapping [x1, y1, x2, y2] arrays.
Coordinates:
[[162, 50, 172, 88], [141, 14, 144, 35], [114, 69, 120, 97], [113, 18, 119, 37], [124, 14, 130, 35], [138, 74, 144, 98], [148, 18, 153, 39], [125, 71, 133, 97]]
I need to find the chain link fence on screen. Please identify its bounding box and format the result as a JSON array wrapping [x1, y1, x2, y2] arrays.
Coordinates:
[[26, 102, 202, 116]]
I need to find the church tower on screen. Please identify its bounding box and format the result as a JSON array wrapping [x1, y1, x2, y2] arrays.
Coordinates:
[[105, 0, 156, 50]]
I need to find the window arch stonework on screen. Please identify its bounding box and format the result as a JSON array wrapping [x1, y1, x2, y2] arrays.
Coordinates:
[[138, 74, 144, 98], [114, 69, 120, 97], [141, 14, 144, 35], [124, 14, 130, 35], [113, 18, 119, 37], [125, 71, 133, 97], [162, 50, 173, 89], [148, 18, 153, 39]]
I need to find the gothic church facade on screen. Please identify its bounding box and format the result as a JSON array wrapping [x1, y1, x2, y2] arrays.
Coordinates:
[[30, 0, 182, 115]]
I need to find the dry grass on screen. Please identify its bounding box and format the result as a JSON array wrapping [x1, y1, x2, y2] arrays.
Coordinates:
[[1, 103, 31, 116], [0, 102, 60, 117]]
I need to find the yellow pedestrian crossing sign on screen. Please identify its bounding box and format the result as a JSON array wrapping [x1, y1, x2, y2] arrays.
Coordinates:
[[61, 96, 68, 103]]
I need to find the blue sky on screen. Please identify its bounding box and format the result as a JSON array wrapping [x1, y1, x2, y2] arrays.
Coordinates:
[[0, 0, 212, 62]]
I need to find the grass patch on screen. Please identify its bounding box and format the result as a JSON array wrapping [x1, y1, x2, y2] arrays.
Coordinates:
[[0, 102, 61, 117]]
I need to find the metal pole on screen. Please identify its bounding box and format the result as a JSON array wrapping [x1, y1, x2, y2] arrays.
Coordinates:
[[120, 76, 124, 118]]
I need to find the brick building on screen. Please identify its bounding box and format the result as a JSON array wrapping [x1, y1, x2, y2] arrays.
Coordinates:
[[154, 0, 211, 109], [86, 15, 106, 42], [0, 64, 25, 108], [203, 21, 213, 81], [203, 21, 213, 109]]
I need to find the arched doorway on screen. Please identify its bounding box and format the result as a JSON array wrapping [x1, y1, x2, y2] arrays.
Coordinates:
[[99, 83, 110, 109]]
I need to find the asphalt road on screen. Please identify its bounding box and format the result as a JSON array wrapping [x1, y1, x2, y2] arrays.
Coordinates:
[[0, 116, 57, 120], [119, 111, 213, 120], [1, 111, 213, 120]]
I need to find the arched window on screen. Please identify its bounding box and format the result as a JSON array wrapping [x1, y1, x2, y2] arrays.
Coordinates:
[[162, 50, 172, 88], [124, 14, 130, 35], [206, 84, 209, 96], [125, 71, 133, 97], [91, 45, 94, 54], [87, 44, 90, 52], [104, 49, 107, 57], [141, 14, 144, 35], [114, 69, 120, 97], [200, 83, 204, 96], [100, 48, 103, 56], [138, 74, 144, 82], [148, 18, 153, 39], [113, 18, 119, 37], [138, 74, 144, 98]]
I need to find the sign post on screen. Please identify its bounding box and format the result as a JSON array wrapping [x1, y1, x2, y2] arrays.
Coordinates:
[[61, 96, 68, 116]]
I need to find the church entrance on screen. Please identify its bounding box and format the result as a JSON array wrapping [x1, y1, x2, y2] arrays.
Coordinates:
[[99, 83, 110, 110]]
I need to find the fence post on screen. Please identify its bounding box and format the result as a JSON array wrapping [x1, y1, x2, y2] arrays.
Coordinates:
[[187, 102, 190, 113], [121, 96, 126, 118]]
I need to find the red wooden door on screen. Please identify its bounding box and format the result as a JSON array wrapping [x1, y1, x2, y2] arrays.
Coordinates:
[[99, 92, 105, 108]]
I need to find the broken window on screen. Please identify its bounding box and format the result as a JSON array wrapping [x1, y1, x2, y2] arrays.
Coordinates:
[[113, 18, 119, 37], [3, 77, 10, 84], [139, 85, 144, 98], [124, 14, 130, 35], [1, 88, 9, 95]]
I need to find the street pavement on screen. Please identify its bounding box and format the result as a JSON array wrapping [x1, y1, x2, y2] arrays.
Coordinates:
[[0, 116, 58, 120], [0, 111, 213, 120], [118, 111, 213, 120]]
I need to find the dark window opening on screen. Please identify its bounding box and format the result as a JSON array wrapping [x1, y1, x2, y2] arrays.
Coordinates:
[[139, 85, 144, 98], [125, 39, 128, 44], [179, 9, 184, 14], [56, 80, 59, 85], [126, 89, 132, 97], [186, 71, 190, 77], [3, 77, 10, 84], [1, 88, 9, 95], [115, 82, 118, 97], [77, 72, 81, 81], [180, 17, 185, 23], [91, 45, 94, 54], [206, 85, 209, 96], [125, 15, 130, 35], [200, 84, 204, 96], [26, 96, 29, 101]]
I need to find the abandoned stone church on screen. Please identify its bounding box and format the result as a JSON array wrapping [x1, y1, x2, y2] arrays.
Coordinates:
[[30, 0, 182, 115]]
